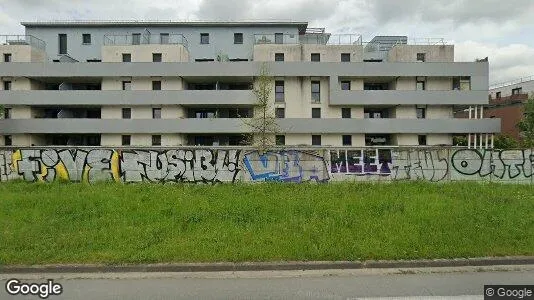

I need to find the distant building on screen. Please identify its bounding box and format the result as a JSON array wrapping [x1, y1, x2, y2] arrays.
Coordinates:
[[0, 20, 498, 147]]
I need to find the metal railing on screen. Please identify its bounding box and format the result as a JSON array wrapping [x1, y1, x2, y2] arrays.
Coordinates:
[[253, 33, 299, 45], [103, 33, 188, 48], [254, 33, 362, 45], [490, 75, 534, 90], [0, 35, 46, 50]]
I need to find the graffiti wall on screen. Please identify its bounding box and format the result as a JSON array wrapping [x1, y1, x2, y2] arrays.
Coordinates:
[[0, 147, 532, 183]]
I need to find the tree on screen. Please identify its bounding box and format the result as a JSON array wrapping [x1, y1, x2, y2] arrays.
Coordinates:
[[518, 95, 534, 148], [493, 134, 519, 150], [242, 63, 281, 152]]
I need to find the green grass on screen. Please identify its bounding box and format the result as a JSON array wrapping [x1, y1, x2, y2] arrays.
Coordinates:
[[0, 181, 533, 265]]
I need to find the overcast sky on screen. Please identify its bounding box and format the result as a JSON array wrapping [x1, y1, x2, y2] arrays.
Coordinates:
[[1, 0, 533, 85]]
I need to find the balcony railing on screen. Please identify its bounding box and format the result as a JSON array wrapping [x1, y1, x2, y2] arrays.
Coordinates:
[[253, 33, 362, 45], [103, 33, 188, 48], [0, 35, 46, 50]]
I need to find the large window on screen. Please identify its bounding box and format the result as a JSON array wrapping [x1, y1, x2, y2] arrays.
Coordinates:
[[311, 81, 320, 102], [152, 135, 161, 146], [200, 33, 209, 44], [312, 135, 321, 146], [132, 33, 141, 45], [122, 135, 131, 146], [234, 33, 243, 44], [275, 135, 285, 146], [275, 107, 285, 118], [312, 108, 321, 118], [275, 81, 285, 102], [152, 108, 162, 119], [274, 33, 283, 44], [152, 53, 162, 62], [58, 34, 67, 54], [122, 108, 131, 119], [82, 34, 91, 45], [342, 108, 351, 119], [122, 53, 131, 62]]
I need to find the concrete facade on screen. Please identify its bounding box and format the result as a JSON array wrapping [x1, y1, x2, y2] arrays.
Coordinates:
[[0, 20, 497, 147]]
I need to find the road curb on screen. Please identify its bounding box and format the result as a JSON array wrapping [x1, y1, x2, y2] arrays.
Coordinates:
[[1, 256, 533, 274]]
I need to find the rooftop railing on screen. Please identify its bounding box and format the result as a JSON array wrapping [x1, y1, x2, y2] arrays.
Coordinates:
[[254, 33, 362, 45], [0, 35, 46, 50], [490, 75, 534, 90], [103, 33, 188, 48]]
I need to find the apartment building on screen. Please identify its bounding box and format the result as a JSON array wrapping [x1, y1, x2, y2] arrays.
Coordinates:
[[485, 77, 534, 140], [0, 20, 499, 147]]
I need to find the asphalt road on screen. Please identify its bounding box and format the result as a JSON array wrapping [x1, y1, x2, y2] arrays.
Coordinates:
[[1, 267, 532, 299]]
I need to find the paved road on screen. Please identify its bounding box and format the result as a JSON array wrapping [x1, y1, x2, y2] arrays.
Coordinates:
[[1, 266, 532, 299]]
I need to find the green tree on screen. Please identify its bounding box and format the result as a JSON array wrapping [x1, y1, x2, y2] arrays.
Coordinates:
[[242, 63, 280, 152], [493, 134, 519, 149], [518, 95, 534, 148]]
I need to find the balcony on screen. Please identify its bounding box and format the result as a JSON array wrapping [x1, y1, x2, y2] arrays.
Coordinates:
[[0, 118, 500, 135], [330, 90, 489, 105], [253, 33, 362, 45], [0, 35, 46, 50], [0, 90, 255, 106], [103, 33, 188, 48]]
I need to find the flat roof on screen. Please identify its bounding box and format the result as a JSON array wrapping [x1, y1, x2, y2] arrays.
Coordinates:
[[21, 20, 308, 31]]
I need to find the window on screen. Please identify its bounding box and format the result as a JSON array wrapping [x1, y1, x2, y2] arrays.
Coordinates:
[[200, 33, 209, 44], [152, 53, 162, 62], [275, 33, 283, 44], [234, 33, 243, 44], [160, 33, 169, 44], [122, 108, 131, 119], [312, 135, 321, 146], [341, 53, 350, 62], [3, 81, 11, 90], [342, 135, 352, 146], [342, 108, 351, 119], [4, 108, 11, 119], [122, 81, 131, 90], [275, 135, 285, 146], [496, 92, 501, 99], [312, 108, 321, 118], [311, 53, 320, 62], [416, 80, 426, 90], [418, 135, 427, 145], [275, 107, 285, 118], [152, 81, 161, 90], [122, 53, 131, 62], [4, 53, 11, 62], [512, 87, 522, 95], [152, 135, 161, 146], [4, 135, 12, 146], [416, 53, 426, 62], [132, 33, 141, 45], [416, 107, 426, 119], [58, 34, 67, 54], [275, 53, 284, 62], [311, 81, 320, 102], [152, 108, 162, 119], [122, 135, 131, 146], [275, 81, 284, 102], [364, 108, 388, 119], [341, 81, 351, 90], [82, 34, 91, 44]]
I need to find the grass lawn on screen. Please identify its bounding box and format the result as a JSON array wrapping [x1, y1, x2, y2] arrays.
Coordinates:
[[0, 181, 533, 265]]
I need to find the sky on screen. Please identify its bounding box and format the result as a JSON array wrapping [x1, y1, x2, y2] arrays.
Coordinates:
[[1, 0, 533, 85]]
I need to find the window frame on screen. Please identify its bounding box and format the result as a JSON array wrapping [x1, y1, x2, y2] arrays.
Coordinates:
[[342, 135, 352, 146], [122, 108, 131, 119], [274, 33, 283, 44], [160, 33, 170, 44], [152, 80, 162, 90], [3, 53, 12, 62], [152, 107, 162, 119], [275, 107, 285, 118], [275, 80, 285, 102], [341, 108, 351, 119], [3, 80, 12, 90], [496, 91, 501, 99], [152, 135, 162, 146], [311, 81, 321, 102], [341, 53, 350, 62], [122, 81, 131, 90], [132, 33, 141, 45], [274, 53, 284, 62], [234, 33, 243, 44], [82, 33, 91, 45], [418, 135, 427, 145], [121, 135, 131, 146], [152, 53, 162, 62], [58, 33, 67, 55], [416, 52, 426, 62], [122, 53, 131, 62], [311, 135, 321, 146], [275, 135, 285, 146], [341, 81, 351, 91], [311, 53, 321, 62], [200, 33, 210, 44], [4, 107, 12, 119], [416, 107, 426, 119], [4, 135, 12, 146], [312, 107, 321, 119]]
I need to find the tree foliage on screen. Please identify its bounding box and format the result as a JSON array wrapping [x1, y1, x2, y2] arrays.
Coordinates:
[[493, 134, 519, 150], [518, 95, 534, 148], [242, 63, 280, 152]]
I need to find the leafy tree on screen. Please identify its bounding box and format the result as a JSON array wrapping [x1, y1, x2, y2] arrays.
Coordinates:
[[242, 63, 280, 152], [493, 134, 519, 150], [453, 135, 467, 146], [518, 95, 534, 148]]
